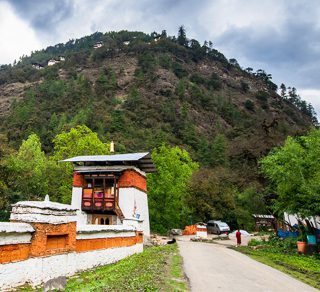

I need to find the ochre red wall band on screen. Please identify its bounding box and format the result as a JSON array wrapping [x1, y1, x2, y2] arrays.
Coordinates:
[[0, 231, 143, 263], [0, 243, 30, 264], [76, 234, 143, 252], [118, 170, 147, 192]]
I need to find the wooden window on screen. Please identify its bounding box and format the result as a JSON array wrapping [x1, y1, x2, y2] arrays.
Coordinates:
[[46, 235, 68, 250], [92, 215, 112, 225], [82, 175, 117, 211]]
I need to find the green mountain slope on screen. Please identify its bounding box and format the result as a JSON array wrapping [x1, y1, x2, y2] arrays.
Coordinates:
[[0, 29, 315, 186]]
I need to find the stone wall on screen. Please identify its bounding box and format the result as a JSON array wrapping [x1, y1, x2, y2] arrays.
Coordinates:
[[0, 223, 143, 290], [30, 222, 77, 257]]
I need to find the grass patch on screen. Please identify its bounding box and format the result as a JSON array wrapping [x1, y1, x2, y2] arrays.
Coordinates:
[[65, 243, 188, 291], [20, 244, 188, 291], [235, 246, 320, 289], [167, 252, 189, 291]]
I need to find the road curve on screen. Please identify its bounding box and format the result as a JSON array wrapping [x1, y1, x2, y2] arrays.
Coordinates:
[[177, 239, 317, 292]]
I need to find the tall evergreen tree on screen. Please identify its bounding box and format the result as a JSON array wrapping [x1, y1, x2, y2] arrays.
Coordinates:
[[280, 83, 287, 98], [177, 25, 188, 47]]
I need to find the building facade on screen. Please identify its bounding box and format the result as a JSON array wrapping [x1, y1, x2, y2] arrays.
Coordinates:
[[64, 152, 155, 239]]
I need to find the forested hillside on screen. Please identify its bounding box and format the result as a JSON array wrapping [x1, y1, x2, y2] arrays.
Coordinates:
[[0, 28, 316, 231]]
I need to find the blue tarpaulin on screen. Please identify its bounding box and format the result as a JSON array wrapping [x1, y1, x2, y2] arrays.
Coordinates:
[[277, 229, 299, 238]]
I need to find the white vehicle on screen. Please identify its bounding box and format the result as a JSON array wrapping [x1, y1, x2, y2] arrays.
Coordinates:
[[207, 220, 230, 235]]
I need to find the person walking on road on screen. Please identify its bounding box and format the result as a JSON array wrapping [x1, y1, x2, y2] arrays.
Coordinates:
[[236, 229, 241, 246]]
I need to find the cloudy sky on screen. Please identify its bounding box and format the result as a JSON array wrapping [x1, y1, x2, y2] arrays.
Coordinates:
[[1, 0, 320, 114]]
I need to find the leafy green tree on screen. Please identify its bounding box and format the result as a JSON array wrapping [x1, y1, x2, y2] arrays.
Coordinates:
[[95, 68, 117, 96], [5, 134, 48, 200], [229, 58, 240, 68], [211, 134, 228, 167], [147, 144, 199, 234], [137, 53, 156, 74], [52, 125, 109, 161], [186, 167, 235, 222], [260, 129, 320, 217], [0, 135, 14, 220], [235, 186, 267, 230], [161, 30, 167, 38], [50, 125, 109, 203], [0, 179, 10, 221]]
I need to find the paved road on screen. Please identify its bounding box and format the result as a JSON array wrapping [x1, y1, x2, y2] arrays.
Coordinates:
[[177, 239, 317, 292]]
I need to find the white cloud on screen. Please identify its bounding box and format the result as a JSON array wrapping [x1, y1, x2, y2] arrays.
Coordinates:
[[1, 0, 320, 116], [0, 2, 42, 64], [299, 89, 320, 117], [200, 0, 286, 40]]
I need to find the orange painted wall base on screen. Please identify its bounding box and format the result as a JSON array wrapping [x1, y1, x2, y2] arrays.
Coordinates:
[[76, 233, 143, 252], [0, 243, 30, 264]]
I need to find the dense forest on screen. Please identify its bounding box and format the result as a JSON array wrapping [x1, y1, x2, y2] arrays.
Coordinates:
[[0, 27, 317, 232]]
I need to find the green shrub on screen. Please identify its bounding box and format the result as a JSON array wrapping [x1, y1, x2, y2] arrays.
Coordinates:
[[240, 81, 250, 92], [248, 238, 263, 246], [255, 91, 269, 110], [158, 54, 172, 69], [267, 235, 298, 253], [207, 73, 222, 90], [190, 73, 206, 85], [255, 91, 269, 102], [138, 53, 157, 73], [244, 99, 254, 111], [172, 62, 188, 78]]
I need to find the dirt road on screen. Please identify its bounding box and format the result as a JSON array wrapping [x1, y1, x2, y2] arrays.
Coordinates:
[[177, 239, 317, 292]]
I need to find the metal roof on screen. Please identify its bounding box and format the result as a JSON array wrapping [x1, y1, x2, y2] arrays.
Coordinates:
[[252, 214, 275, 219], [62, 152, 149, 162], [74, 165, 147, 176], [61, 152, 156, 173]]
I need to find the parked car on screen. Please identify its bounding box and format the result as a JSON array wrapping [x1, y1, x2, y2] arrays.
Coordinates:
[[207, 220, 230, 235]]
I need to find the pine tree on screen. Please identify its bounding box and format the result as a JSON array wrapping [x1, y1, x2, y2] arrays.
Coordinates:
[[177, 25, 188, 47], [280, 83, 286, 98]]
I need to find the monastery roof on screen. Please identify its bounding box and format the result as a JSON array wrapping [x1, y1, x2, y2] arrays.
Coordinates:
[[62, 152, 156, 173], [74, 165, 147, 176]]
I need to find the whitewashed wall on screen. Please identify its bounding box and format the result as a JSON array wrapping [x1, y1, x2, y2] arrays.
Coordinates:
[[71, 187, 90, 225], [0, 243, 143, 290], [118, 187, 150, 238], [76, 224, 137, 239], [0, 225, 142, 290], [0, 222, 34, 245]]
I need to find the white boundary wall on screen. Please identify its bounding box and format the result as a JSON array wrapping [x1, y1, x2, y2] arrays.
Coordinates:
[[0, 243, 143, 290], [0, 222, 34, 245], [76, 224, 137, 239]]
